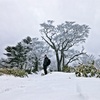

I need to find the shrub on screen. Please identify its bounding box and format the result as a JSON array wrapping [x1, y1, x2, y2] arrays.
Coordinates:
[[62, 65, 75, 73], [0, 68, 28, 77], [75, 64, 99, 78], [25, 69, 32, 74], [96, 70, 100, 78]]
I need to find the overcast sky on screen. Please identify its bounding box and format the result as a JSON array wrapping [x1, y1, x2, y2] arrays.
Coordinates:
[[0, 0, 100, 58]]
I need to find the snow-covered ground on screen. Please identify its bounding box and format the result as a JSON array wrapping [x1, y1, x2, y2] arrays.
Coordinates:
[[0, 72, 100, 100]]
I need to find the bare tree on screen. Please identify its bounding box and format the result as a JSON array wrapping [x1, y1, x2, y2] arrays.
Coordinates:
[[40, 20, 90, 71]]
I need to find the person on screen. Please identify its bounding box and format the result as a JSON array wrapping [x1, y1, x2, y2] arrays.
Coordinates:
[[43, 55, 51, 75]]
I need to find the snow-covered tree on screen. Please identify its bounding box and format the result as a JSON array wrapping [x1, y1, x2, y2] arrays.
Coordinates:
[[74, 54, 95, 66], [95, 58, 100, 69], [0, 58, 5, 67], [40, 20, 90, 71], [4, 36, 31, 69], [25, 38, 49, 71], [4, 36, 50, 71], [65, 48, 86, 66]]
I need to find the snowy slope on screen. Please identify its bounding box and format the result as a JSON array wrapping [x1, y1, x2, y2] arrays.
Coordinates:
[[0, 72, 100, 100]]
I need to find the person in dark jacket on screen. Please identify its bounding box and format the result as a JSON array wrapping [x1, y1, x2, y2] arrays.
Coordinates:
[[43, 55, 51, 75]]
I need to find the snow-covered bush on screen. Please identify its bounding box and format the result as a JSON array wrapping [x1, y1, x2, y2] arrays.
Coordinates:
[[75, 63, 99, 78], [62, 65, 75, 73], [96, 70, 100, 78]]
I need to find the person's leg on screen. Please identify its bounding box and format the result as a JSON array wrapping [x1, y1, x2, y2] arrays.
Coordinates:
[[44, 66, 47, 75]]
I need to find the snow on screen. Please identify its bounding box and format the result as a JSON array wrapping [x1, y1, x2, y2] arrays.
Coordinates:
[[0, 72, 100, 100]]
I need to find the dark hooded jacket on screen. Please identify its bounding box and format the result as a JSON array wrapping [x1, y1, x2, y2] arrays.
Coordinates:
[[43, 56, 51, 67]]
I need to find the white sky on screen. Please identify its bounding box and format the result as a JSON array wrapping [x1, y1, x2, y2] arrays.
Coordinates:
[[0, 0, 100, 58]]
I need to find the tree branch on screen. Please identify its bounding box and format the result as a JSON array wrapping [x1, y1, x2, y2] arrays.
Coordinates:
[[66, 52, 86, 66]]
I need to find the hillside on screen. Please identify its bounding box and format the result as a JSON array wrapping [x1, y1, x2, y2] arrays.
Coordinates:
[[0, 72, 100, 100]]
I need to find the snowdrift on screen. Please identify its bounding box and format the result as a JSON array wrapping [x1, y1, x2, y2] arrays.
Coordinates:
[[0, 72, 100, 100]]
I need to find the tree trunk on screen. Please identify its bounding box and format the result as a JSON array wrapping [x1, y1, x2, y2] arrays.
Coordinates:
[[56, 51, 61, 71], [57, 61, 61, 71], [34, 57, 38, 72], [62, 52, 65, 67]]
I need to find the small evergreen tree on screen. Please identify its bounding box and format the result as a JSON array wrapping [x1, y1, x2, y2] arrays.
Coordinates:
[[4, 36, 32, 69]]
